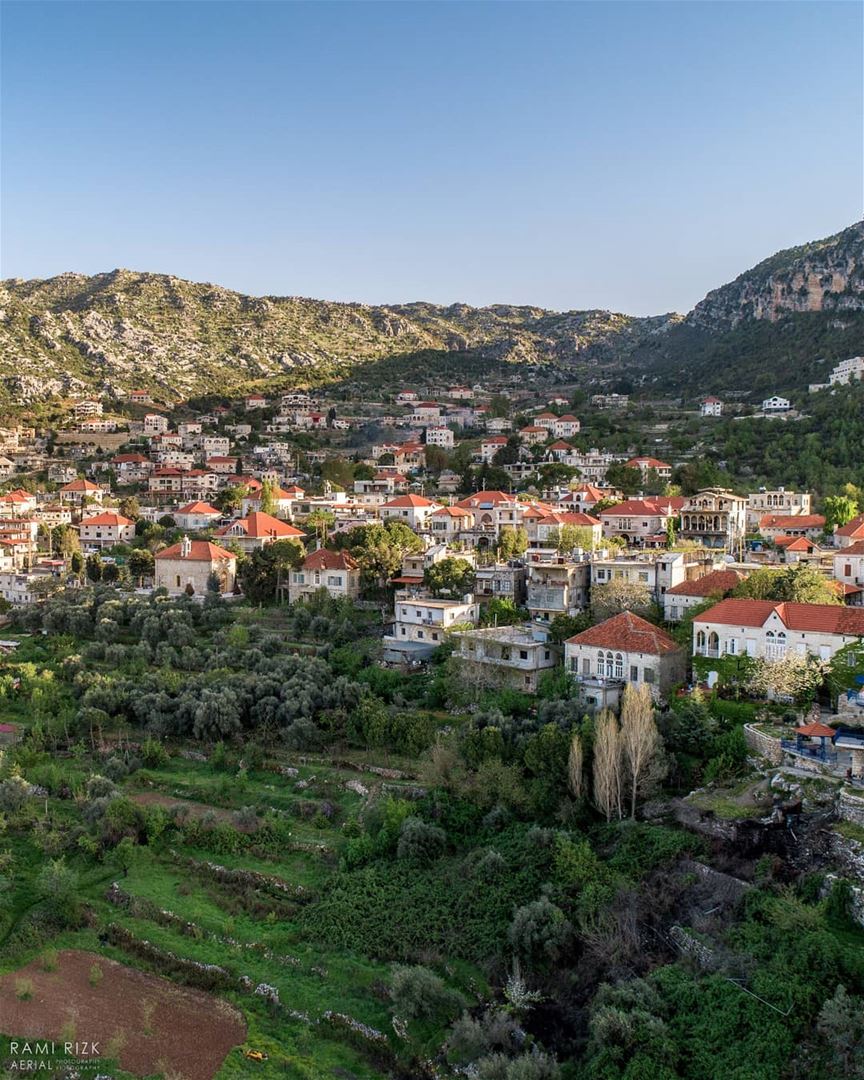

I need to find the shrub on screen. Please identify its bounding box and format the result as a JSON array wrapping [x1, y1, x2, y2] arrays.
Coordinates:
[[508, 897, 572, 971], [396, 817, 447, 862], [15, 978, 33, 1001], [88, 964, 103, 987], [389, 964, 465, 1020], [140, 738, 169, 768]]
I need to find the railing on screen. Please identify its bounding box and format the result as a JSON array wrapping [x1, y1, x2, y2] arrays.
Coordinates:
[[780, 739, 838, 764], [695, 648, 721, 659]]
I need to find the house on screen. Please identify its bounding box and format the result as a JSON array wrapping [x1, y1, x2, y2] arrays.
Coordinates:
[[599, 498, 682, 546], [591, 551, 700, 602], [128, 389, 153, 405], [525, 511, 602, 555], [202, 436, 231, 458], [383, 597, 479, 662], [148, 468, 185, 495], [762, 396, 791, 412], [154, 537, 237, 596], [484, 417, 513, 434], [455, 491, 524, 536], [526, 558, 590, 622], [663, 569, 742, 622], [395, 390, 420, 405], [625, 456, 672, 481], [425, 426, 455, 450], [447, 386, 474, 401], [559, 484, 610, 513], [746, 489, 812, 530], [409, 402, 442, 424], [79, 512, 136, 549], [591, 393, 629, 409], [553, 415, 581, 439], [700, 397, 723, 417], [454, 623, 559, 693], [428, 505, 474, 543], [546, 440, 573, 461], [287, 548, 360, 604], [215, 511, 305, 553], [379, 494, 439, 531], [73, 399, 102, 419], [836, 515, 864, 549], [758, 514, 826, 542], [533, 411, 559, 433], [834, 542, 864, 606], [59, 479, 104, 506], [773, 536, 821, 564], [0, 456, 16, 480], [565, 611, 685, 710], [519, 425, 548, 447], [111, 453, 152, 484], [245, 394, 268, 410], [143, 413, 170, 435], [174, 501, 222, 531], [240, 484, 297, 518], [678, 489, 747, 550], [480, 435, 509, 464], [437, 470, 462, 494], [0, 489, 37, 516], [0, 568, 63, 605], [693, 598, 864, 664]]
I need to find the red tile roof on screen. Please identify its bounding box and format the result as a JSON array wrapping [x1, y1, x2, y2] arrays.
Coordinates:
[[836, 514, 864, 538], [456, 491, 515, 508], [600, 498, 680, 518], [837, 541, 864, 556], [155, 540, 235, 562], [177, 501, 221, 515], [760, 514, 826, 529], [302, 548, 359, 571], [60, 479, 101, 492], [566, 611, 681, 655], [80, 512, 134, 527], [694, 598, 864, 635], [217, 512, 305, 539], [666, 569, 742, 597], [382, 494, 437, 508]]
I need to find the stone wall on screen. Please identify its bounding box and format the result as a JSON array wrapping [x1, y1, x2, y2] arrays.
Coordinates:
[[838, 789, 864, 827], [743, 724, 783, 765]]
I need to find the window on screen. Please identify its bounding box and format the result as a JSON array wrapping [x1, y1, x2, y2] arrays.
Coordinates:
[[519, 650, 528, 660], [400, 627, 406, 636], [726, 638, 737, 655], [630, 665, 639, 681], [432, 632, 439, 641], [417, 631, 424, 639], [327, 575, 340, 586], [644, 668, 655, 684], [596, 650, 605, 675], [639, 572, 649, 582], [544, 650, 550, 660], [696, 630, 706, 650], [614, 653, 624, 679], [176, 575, 181, 587], [597, 569, 606, 580], [582, 658, 590, 675]]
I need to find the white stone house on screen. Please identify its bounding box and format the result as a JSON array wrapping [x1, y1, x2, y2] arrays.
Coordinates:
[[565, 611, 686, 709], [692, 598, 864, 663], [287, 548, 360, 603], [79, 512, 136, 549], [154, 537, 237, 596]]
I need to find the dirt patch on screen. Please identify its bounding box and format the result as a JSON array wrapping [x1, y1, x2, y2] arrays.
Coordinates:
[[0, 949, 247, 1080], [129, 791, 256, 829]]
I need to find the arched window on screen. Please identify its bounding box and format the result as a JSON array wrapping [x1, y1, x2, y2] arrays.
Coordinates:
[[614, 653, 624, 679], [696, 630, 706, 650], [596, 651, 605, 675], [708, 631, 719, 654]]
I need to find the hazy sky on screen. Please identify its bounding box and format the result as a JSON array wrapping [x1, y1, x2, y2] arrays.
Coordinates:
[[2, 1, 861, 314]]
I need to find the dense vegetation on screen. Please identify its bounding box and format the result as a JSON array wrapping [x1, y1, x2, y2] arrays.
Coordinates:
[[2, 587, 864, 1078]]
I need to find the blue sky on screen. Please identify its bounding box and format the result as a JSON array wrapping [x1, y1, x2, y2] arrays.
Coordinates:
[[2, 1, 861, 314]]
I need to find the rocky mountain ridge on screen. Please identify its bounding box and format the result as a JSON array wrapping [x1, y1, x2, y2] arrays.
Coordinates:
[[0, 220, 860, 404]]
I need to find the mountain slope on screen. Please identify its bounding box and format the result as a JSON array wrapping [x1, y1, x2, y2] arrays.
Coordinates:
[[0, 270, 674, 403], [0, 221, 861, 404]]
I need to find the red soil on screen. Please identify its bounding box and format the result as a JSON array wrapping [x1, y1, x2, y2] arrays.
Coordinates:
[[0, 949, 247, 1079]]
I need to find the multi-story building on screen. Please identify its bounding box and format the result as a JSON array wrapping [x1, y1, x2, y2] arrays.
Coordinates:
[[625, 456, 672, 481], [565, 611, 685, 710], [215, 511, 305, 553], [425, 426, 455, 450], [526, 557, 590, 623], [474, 562, 527, 607], [79, 512, 136, 549], [700, 397, 723, 416], [678, 489, 747, 551], [143, 413, 170, 435], [383, 597, 479, 662], [746, 489, 812, 531], [599, 498, 682, 546], [454, 623, 559, 694], [379, 494, 439, 531], [829, 356, 864, 386], [762, 396, 791, 412]]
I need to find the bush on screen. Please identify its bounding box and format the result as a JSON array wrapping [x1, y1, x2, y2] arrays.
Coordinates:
[[396, 817, 447, 862], [389, 964, 465, 1020], [508, 897, 572, 971]]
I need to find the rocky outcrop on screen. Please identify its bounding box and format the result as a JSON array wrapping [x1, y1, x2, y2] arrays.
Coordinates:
[[687, 221, 864, 331]]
